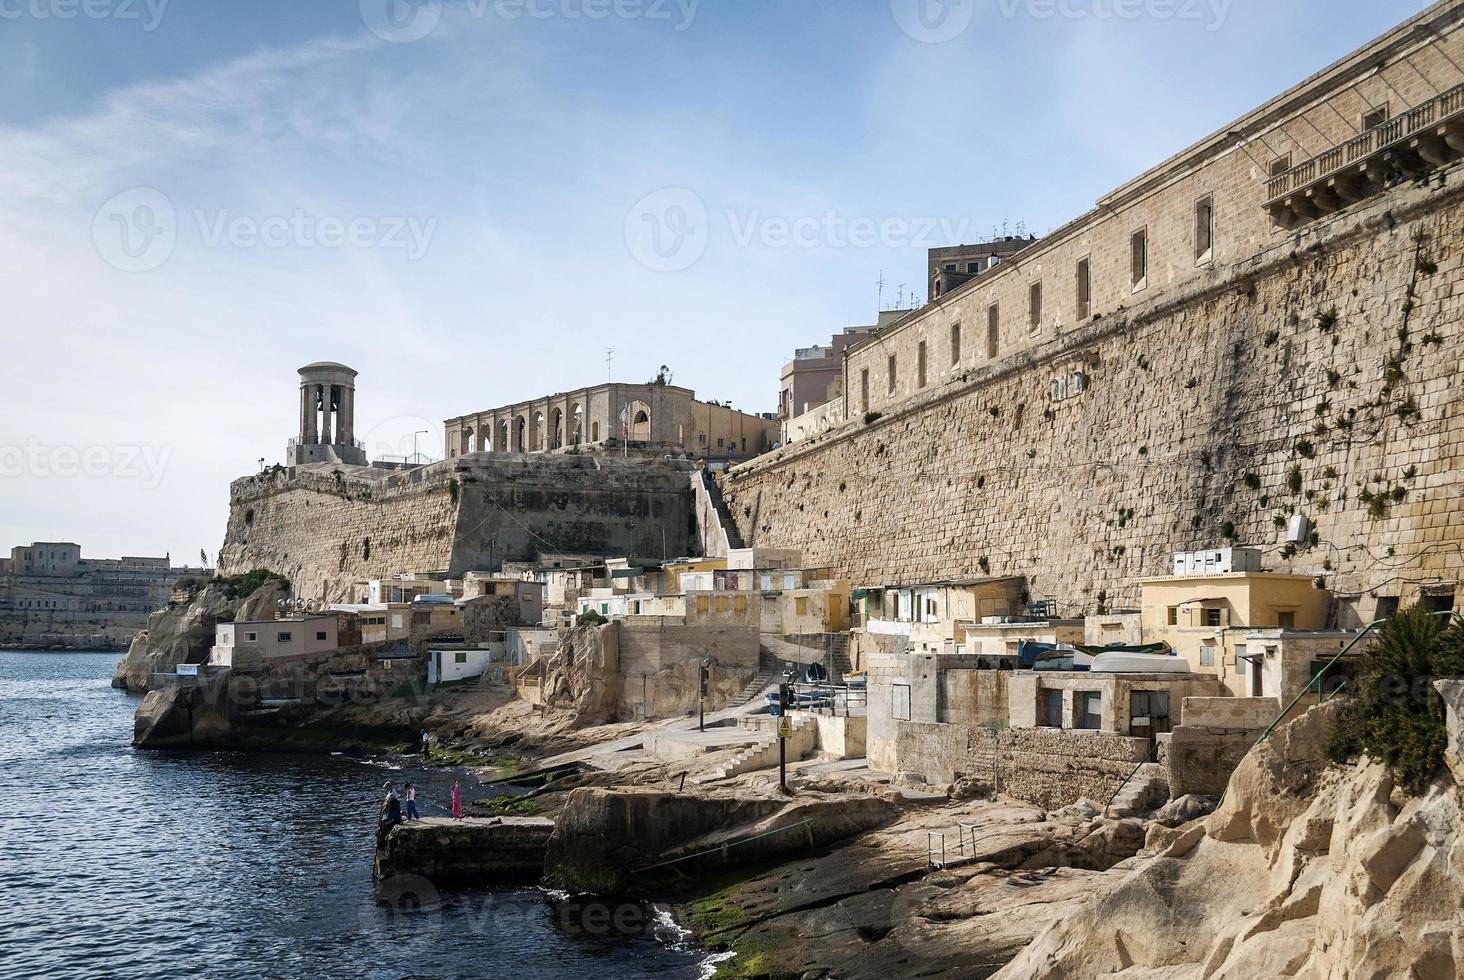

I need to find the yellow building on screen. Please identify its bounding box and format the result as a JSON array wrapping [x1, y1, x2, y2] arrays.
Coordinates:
[[661, 557, 727, 593], [1139, 573, 1329, 676]]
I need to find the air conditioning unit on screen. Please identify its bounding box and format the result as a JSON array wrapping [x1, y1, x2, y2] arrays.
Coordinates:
[[1287, 514, 1311, 544], [1203, 547, 1262, 574], [1173, 552, 1195, 576]]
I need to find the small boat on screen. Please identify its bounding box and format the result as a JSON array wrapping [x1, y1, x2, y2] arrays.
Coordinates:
[[1088, 650, 1192, 673]]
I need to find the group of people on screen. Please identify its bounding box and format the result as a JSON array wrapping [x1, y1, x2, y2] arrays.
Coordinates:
[[378, 778, 465, 841], [376, 731, 468, 844]]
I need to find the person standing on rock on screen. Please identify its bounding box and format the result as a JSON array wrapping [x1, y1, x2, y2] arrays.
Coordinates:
[[403, 782, 419, 822], [420, 730, 431, 759], [450, 779, 464, 820], [377, 782, 403, 850]]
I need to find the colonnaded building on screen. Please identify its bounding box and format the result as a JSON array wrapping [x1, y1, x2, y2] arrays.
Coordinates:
[[443, 382, 779, 461], [0, 543, 205, 649], [723, 0, 1464, 627]]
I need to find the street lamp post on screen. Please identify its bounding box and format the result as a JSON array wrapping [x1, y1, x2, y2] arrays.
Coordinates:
[[412, 430, 429, 466]]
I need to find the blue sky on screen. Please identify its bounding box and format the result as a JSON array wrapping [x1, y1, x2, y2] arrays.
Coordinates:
[[0, 0, 1430, 562]]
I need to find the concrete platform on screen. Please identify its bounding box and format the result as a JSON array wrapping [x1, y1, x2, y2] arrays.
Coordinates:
[[645, 727, 764, 762], [374, 816, 554, 885]]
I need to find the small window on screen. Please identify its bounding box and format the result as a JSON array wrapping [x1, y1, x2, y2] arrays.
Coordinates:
[[1166, 607, 1178, 626], [917, 341, 927, 388], [1277, 611, 1296, 629], [966, 262, 980, 274], [315, 631, 327, 641], [1204, 608, 1222, 628], [950, 322, 961, 365], [715, 596, 729, 612], [696, 596, 709, 613], [893, 684, 912, 720], [1028, 281, 1043, 330], [277, 632, 292, 642], [1234, 644, 1247, 675], [734, 595, 747, 612], [1043, 689, 1063, 728], [1131, 228, 1148, 289], [794, 596, 808, 616], [1075, 691, 1102, 730], [987, 305, 1000, 358], [1195, 197, 1213, 262], [455, 651, 468, 664], [1362, 105, 1389, 131], [1199, 645, 1216, 667], [860, 369, 870, 412], [887, 354, 897, 394], [943, 263, 957, 272], [1075, 257, 1091, 320], [1269, 153, 1292, 178]]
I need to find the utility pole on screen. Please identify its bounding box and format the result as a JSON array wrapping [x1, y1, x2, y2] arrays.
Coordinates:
[[699, 657, 711, 732], [606, 347, 614, 383], [777, 683, 792, 794], [412, 430, 429, 466]]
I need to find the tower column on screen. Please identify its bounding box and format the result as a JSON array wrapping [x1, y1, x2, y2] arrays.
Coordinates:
[[321, 386, 335, 445], [339, 386, 355, 447], [304, 385, 319, 444]]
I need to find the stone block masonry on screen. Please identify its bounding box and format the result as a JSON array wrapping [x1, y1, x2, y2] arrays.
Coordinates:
[[219, 455, 697, 601], [724, 175, 1464, 623]]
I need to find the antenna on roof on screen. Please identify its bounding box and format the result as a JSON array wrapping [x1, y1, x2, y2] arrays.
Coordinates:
[[605, 347, 614, 383], [875, 270, 886, 310]]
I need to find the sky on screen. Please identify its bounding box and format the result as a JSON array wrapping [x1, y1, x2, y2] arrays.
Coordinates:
[[0, 0, 1432, 564]]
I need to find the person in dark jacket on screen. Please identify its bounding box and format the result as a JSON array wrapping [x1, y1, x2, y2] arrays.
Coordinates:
[[377, 782, 403, 850]]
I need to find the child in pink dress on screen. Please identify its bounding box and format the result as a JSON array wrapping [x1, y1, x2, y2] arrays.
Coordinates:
[[450, 779, 464, 820]]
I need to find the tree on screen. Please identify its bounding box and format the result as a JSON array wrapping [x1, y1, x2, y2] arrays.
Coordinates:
[[1327, 606, 1464, 794], [649, 365, 673, 386]]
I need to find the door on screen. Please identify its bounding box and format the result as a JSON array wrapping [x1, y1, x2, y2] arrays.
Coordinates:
[[1129, 691, 1172, 745]]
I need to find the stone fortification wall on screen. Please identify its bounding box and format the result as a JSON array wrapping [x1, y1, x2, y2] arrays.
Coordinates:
[[219, 456, 696, 601], [725, 176, 1464, 622]]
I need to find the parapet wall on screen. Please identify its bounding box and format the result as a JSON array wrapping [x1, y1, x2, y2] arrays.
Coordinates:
[[219, 455, 697, 601], [895, 721, 1150, 810], [725, 175, 1464, 621]]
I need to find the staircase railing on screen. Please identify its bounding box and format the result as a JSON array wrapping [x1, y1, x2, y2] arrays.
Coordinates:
[[1103, 738, 1159, 817]]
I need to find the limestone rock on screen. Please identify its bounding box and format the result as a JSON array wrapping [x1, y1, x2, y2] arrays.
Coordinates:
[[992, 703, 1464, 978], [1152, 793, 1217, 828], [111, 580, 287, 693]]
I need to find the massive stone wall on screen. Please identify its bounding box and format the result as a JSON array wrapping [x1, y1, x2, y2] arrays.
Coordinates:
[[725, 175, 1464, 623], [219, 455, 697, 601]]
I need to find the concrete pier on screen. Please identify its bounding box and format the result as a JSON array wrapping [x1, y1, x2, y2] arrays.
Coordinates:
[[374, 817, 554, 885]]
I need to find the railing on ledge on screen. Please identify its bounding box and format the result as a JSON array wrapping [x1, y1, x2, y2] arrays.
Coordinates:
[[1265, 83, 1464, 203]]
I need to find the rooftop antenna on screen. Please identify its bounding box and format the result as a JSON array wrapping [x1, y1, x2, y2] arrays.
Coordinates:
[[897, 283, 908, 309], [1016, 219, 1027, 238], [875, 270, 886, 310], [605, 347, 614, 383]]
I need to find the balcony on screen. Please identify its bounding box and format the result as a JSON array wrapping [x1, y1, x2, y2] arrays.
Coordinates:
[[1266, 83, 1464, 229]]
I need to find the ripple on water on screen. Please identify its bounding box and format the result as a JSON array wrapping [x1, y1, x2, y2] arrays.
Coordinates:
[[0, 651, 708, 979]]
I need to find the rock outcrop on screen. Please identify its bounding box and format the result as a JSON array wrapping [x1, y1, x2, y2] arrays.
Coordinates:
[[995, 701, 1464, 978], [111, 579, 287, 693], [537, 623, 620, 727]]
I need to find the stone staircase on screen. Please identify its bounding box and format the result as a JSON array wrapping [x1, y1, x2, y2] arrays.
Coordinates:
[[1107, 762, 1170, 818], [696, 714, 817, 782], [698, 468, 745, 550], [733, 666, 778, 706]]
